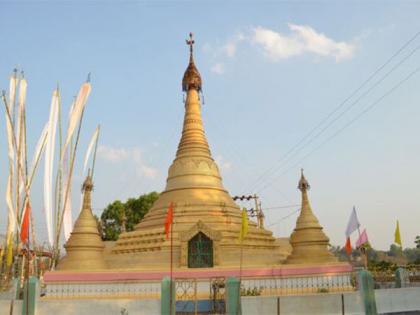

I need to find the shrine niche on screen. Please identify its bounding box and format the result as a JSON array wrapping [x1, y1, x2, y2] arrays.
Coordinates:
[[188, 232, 213, 268], [180, 220, 221, 267]]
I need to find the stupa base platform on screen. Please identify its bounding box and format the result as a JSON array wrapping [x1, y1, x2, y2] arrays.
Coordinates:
[[43, 263, 353, 299]]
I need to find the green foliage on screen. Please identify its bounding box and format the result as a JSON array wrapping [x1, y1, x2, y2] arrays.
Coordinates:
[[403, 247, 420, 263], [388, 244, 403, 257], [100, 192, 159, 241], [368, 260, 398, 272]]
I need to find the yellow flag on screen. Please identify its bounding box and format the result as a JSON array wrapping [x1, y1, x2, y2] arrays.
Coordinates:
[[5, 236, 13, 268], [394, 220, 402, 247], [239, 208, 249, 241]]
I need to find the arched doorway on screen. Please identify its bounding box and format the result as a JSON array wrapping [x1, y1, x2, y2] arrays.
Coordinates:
[[188, 232, 213, 268]]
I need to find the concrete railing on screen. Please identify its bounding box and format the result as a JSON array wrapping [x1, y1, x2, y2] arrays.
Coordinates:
[[43, 281, 161, 299], [241, 273, 354, 296], [42, 273, 354, 300]]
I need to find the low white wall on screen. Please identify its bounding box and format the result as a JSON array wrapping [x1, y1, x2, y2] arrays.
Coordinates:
[[242, 287, 420, 315], [241, 292, 363, 315], [375, 287, 420, 314], [36, 299, 160, 315], [0, 300, 22, 315], [1, 286, 418, 315]]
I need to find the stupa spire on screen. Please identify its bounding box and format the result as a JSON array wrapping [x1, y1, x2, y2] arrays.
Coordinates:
[[296, 169, 322, 229], [175, 33, 211, 160], [285, 170, 337, 264], [56, 173, 106, 270]]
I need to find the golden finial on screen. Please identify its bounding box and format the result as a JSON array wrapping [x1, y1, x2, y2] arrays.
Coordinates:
[[182, 32, 202, 92], [82, 170, 94, 193], [298, 168, 310, 192], [186, 32, 195, 59]]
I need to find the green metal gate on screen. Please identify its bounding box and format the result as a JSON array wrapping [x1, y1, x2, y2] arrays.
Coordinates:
[[188, 232, 213, 268]]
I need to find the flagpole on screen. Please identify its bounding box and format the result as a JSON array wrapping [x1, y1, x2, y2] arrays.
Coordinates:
[[357, 227, 367, 269], [238, 239, 244, 315], [26, 214, 30, 315], [169, 218, 173, 315]]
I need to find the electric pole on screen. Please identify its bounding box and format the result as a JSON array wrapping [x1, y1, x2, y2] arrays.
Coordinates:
[[232, 194, 265, 229]]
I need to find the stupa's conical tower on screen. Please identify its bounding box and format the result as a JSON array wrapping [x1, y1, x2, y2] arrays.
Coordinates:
[[108, 34, 288, 269], [285, 170, 337, 264], [57, 174, 107, 270]]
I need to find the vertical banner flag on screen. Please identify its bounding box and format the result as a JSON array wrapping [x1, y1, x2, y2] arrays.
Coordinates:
[[164, 202, 174, 239], [394, 220, 402, 247], [16, 78, 27, 182], [239, 208, 249, 241], [83, 125, 100, 174], [20, 200, 31, 244], [356, 229, 369, 248], [44, 89, 59, 246], [62, 152, 73, 241], [5, 175, 16, 267], [63, 82, 91, 154]]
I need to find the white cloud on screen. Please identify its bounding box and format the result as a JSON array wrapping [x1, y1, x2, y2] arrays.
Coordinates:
[[211, 63, 225, 74], [204, 26, 355, 74], [98, 145, 157, 179], [97, 146, 129, 162], [252, 24, 355, 62], [215, 155, 232, 171], [223, 42, 236, 58]]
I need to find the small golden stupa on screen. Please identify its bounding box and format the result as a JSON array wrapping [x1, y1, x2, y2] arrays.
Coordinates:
[[106, 33, 289, 269], [285, 170, 337, 264], [57, 174, 106, 270]]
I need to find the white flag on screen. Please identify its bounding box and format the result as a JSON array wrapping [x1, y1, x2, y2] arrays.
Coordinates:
[[345, 206, 360, 237], [63, 82, 91, 156], [44, 89, 60, 246], [18, 123, 48, 199], [83, 125, 100, 174], [16, 78, 28, 194], [8, 70, 17, 123], [29, 123, 49, 177], [62, 151, 73, 241]]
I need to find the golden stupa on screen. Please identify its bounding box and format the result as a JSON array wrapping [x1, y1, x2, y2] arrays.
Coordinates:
[[105, 34, 289, 269], [56, 34, 341, 272], [285, 170, 337, 264], [57, 174, 107, 270]]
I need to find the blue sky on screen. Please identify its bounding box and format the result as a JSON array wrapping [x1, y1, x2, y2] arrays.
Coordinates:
[[1, 1, 420, 250]]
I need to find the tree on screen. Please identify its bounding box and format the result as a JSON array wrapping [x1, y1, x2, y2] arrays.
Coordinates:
[[100, 192, 159, 241], [403, 247, 420, 263], [388, 244, 403, 257], [415, 236, 420, 249]]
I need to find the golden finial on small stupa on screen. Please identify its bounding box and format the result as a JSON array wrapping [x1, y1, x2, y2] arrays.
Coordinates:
[[298, 168, 310, 192]]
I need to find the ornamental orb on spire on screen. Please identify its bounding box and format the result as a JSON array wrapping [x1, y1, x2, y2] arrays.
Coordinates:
[[182, 32, 202, 92], [298, 169, 310, 192]]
